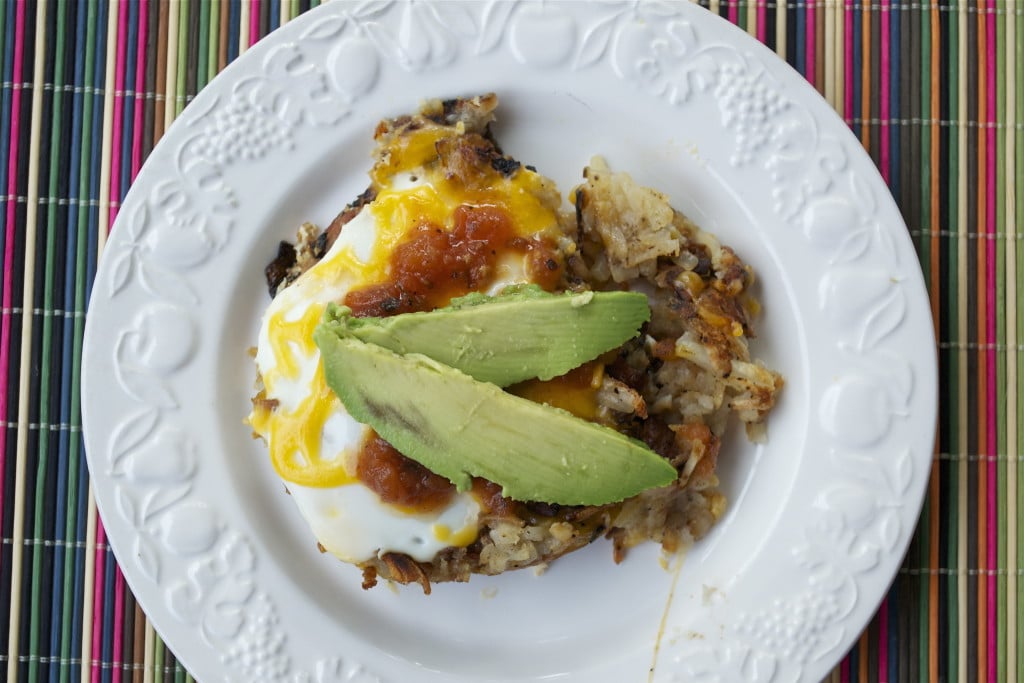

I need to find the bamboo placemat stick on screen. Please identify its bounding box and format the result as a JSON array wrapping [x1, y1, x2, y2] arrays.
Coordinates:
[[956, 2, 970, 682], [1007, 4, 1019, 676], [6, 0, 48, 679]]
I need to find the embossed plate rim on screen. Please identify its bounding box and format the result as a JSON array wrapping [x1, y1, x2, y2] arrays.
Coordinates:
[[82, 2, 937, 682]]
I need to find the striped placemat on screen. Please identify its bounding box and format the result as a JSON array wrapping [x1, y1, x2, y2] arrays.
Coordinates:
[[0, 1, 1019, 681]]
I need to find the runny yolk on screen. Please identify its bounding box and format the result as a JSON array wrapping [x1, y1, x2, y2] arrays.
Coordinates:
[[507, 362, 605, 421], [431, 522, 477, 547], [256, 361, 356, 488], [369, 126, 450, 187], [264, 302, 325, 392]]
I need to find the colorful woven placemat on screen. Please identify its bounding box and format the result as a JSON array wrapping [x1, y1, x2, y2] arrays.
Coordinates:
[[0, 1, 1019, 681]]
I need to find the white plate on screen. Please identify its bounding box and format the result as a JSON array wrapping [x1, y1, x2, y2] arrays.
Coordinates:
[[82, 2, 937, 681]]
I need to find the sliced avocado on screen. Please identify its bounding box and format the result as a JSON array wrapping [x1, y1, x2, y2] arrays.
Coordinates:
[[319, 285, 650, 387], [314, 331, 678, 505]]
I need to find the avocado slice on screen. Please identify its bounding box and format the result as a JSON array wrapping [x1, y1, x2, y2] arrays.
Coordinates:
[[314, 331, 678, 505], [318, 285, 650, 387]]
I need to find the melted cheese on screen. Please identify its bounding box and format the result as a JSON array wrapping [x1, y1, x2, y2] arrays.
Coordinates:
[[508, 363, 605, 421], [265, 363, 356, 488], [431, 522, 478, 548], [369, 126, 450, 187], [263, 302, 324, 393]]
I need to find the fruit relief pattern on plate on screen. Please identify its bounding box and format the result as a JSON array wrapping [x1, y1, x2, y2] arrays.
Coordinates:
[[82, 2, 934, 682], [670, 151, 920, 681], [96, 28, 385, 683]]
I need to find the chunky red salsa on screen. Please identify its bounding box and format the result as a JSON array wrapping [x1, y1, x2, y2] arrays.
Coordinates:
[[355, 432, 456, 512], [344, 204, 561, 317]]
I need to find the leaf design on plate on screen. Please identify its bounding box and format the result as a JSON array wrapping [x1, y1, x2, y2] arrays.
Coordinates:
[[892, 448, 913, 496], [819, 268, 908, 352], [574, 11, 620, 69], [299, 14, 348, 41], [833, 228, 872, 265], [350, 0, 393, 21], [878, 509, 901, 552], [107, 250, 135, 298], [860, 286, 906, 350], [115, 487, 141, 528], [133, 534, 162, 583], [476, 0, 518, 54], [108, 407, 160, 474], [126, 200, 149, 242], [143, 482, 193, 526]]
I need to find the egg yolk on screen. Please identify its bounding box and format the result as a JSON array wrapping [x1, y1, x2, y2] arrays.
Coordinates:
[[507, 362, 605, 421], [431, 522, 477, 548], [263, 302, 324, 394], [252, 361, 357, 488]]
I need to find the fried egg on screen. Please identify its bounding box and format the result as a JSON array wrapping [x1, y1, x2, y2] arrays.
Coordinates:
[[248, 124, 566, 564]]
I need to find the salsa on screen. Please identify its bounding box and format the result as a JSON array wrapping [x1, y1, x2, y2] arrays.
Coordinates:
[[344, 204, 562, 317], [355, 431, 456, 512]]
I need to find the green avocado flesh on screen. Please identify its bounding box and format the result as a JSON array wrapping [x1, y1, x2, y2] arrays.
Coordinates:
[[319, 285, 650, 387], [314, 332, 678, 505]]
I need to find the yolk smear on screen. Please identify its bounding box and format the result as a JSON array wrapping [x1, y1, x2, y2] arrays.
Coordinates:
[[264, 302, 324, 392], [436, 171, 559, 239], [508, 362, 604, 421], [369, 126, 450, 187], [266, 361, 357, 488], [431, 522, 478, 548], [310, 185, 451, 286], [367, 186, 453, 272]]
